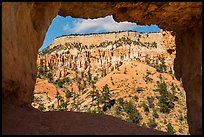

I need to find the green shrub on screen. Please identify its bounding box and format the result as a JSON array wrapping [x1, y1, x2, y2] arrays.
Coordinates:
[[102, 99, 115, 112], [164, 119, 167, 124], [58, 98, 68, 111], [118, 98, 124, 105], [38, 103, 46, 111], [123, 101, 142, 124], [109, 99, 116, 107], [55, 79, 64, 88], [154, 78, 173, 113], [64, 77, 70, 83], [142, 101, 149, 112], [144, 74, 153, 83], [159, 96, 170, 113], [101, 84, 111, 104], [156, 56, 167, 73], [178, 114, 184, 122], [166, 123, 175, 135], [148, 118, 157, 128], [153, 109, 159, 118], [101, 68, 107, 77], [47, 73, 53, 83], [115, 105, 122, 116], [48, 104, 55, 111], [134, 95, 139, 102], [65, 89, 72, 99], [135, 87, 144, 93], [147, 96, 154, 108], [38, 66, 47, 77]]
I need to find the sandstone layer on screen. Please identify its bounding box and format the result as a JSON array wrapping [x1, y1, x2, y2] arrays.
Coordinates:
[[51, 31, 163, 47], [2, 2, 202, 135], [37, 31, 172, 80]]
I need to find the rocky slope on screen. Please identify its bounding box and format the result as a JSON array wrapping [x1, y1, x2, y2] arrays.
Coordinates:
[[34, 60, 189, 134]]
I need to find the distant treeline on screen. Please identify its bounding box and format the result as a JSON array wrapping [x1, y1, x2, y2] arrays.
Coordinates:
[[55, 30, 159, 39]]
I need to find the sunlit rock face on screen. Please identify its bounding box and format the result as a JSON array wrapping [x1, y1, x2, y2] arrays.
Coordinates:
[[37, 31, 173, 80], [2, 2, 202, 135]]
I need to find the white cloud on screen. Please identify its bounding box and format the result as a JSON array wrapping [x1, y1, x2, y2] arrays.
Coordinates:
[[69, 15, 137, 33], [63, 24, 69, 31]]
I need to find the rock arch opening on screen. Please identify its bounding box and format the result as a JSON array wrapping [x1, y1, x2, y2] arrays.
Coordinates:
[[33, 15, 189, 134], [2, 2, 202, 135]]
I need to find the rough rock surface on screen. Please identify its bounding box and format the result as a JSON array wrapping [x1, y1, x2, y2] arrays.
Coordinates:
[[161, 29, 176, 58], [2, 101, 168, 135], [174, 21, 202, 135], [2, 2, 202, 135]]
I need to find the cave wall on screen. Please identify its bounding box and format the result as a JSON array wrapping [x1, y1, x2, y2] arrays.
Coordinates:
[[174, 21, 202, 135], [2, 2, 202, 135], [2, 2, 61, 105], [3, 2, 38, 105]]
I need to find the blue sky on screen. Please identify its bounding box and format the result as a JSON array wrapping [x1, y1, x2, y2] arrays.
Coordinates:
[[39, 15, 160, 51]]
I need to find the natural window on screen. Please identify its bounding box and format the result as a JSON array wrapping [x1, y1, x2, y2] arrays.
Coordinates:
[[32, 15, 189, 135]]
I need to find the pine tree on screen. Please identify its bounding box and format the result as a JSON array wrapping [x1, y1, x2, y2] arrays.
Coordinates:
[[102, 68, 107, 77], [155, 76, 171, 113], [59, 98, 68, 111], [123, 101, 142, 124], [55, 89, 62, 110], [142, 101, 149, 112], [147, 96, 154, 108], [101, 84, 111, 104], [153, 108, 159, 118], [148, 118, 157, 128], [95, 90, 101, 113], [47, 72, 53, 83], [87, 67, 92, 85], [166, 123, 175, 135]]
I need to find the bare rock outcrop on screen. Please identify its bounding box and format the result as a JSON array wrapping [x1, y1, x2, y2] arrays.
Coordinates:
[[2, 2, 202, 135], [161, 29, 176, 58], [37, 31, 171, 80]]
